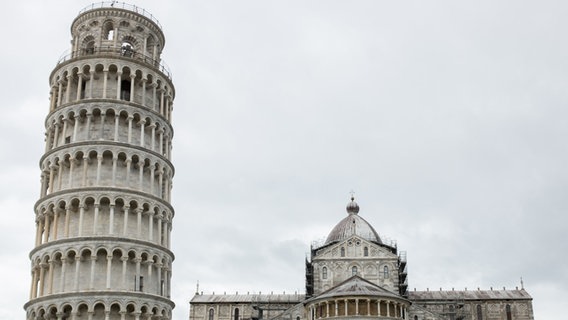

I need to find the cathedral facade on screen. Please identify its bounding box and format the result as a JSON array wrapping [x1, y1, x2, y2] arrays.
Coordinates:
[[190, 198, 534, 320]]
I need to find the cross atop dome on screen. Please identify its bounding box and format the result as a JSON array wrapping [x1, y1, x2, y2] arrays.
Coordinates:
[[346, 194, 360, 215]]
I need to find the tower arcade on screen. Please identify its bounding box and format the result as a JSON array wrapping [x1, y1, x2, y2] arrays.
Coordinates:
[[24, 3, 176, 319]]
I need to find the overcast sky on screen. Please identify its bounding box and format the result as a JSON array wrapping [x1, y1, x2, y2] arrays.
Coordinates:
[[1, 0, 566, 319]]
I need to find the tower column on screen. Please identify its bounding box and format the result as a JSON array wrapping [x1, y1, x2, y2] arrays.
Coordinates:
[[78, 204, 85, 236], [116, 71, 122, 100], [35, 218, 43, 246], [127, 115, 133, 143], [59, 257, 67, 293], [123, 205, 130, 236], [48, 164, 56, 194], [138, 161, 145, 191], [139, 119, 146, 147], [125, 157, 132, 187], [52, 208, 59, 240], [56, 81, 63, 107], [88, 70, 95, 99], [148, 212, 154, 242], [81, 156, 89, 186], [136, 208, 143, 238], [85, 112, 92, 140], [73, 114, 80, 142], [45, 124, 53, 152], [114, 114, 120, 141], [100, 111, 106, 139], [112, 156, 118, 185], [93, 203, 100, 235], [64, 206, 71, 238], [157, 214, 163, 245], [152, 83, 157, 111], [65, 74, 72, 103], [121, 256, 128, 290], [130, 74, 136, 102], [43, 212, 51, 243], [52, 123, 60, 148], [89, 254, 96, 289], [106, 255, 113, 289], [109, 204, 115, 235], [159, 89, 164, 116], [96, 155, 103, 185], [102, 70, 108, 99], [76, 73, 83, 101], [30, 266, 38, 299], [47, 259, 55, 294], [141, 78, 147, 107]]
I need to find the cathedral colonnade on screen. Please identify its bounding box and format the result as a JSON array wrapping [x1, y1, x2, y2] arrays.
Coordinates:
[[309, 297, 408, 319]]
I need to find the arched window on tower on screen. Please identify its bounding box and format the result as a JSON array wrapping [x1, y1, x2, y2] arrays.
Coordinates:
[[209, 309, 214, 320], [383, 265, 389, 279], [82, 36, 95, 55], [103, 21, 114, 40], [506, 304, 512, 320], [352, 266, 358, 276], [85, 41, 95, 54], [363, 246, 369, 256], [476, 305, 483, 320], [322, 267, 327, 279], [121, 79, 131, 101], [234, 308, 239, 320], [121, 41, 134, 57], [340, 247, 345, 257]]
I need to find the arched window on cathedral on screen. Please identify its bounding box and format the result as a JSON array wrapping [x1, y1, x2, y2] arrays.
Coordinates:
[[352, 266, 358, 276], [449, 305, 455, 320], [363, 246, 368, 256], [383, 265, 389, 279], [234, 308, 239, 320], [322, 267, 328, 279], [476, 305, 483, 320], [208, 309, 215, 320], [414, 316, 418, 320], [506, 304, 512, 320], [340, 247, 345, 257]]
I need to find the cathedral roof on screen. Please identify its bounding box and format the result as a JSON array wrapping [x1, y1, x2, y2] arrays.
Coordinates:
[[309, 275, 405, 302], [191, 293, 305, 304], [409, 288, 532, 301], [324, 197, 382, 245]]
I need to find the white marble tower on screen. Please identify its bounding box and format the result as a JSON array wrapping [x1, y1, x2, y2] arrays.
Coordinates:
[[24, 3, 176, 319]]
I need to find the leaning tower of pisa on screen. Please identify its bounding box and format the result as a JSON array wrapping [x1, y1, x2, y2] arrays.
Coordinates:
[[24, 3, 176, 319]]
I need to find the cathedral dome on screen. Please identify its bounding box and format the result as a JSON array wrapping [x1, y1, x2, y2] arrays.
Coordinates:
[[324, 197, 382, 245]]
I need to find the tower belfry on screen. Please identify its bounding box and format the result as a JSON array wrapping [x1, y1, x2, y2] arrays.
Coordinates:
[[24, 3, 176, 319]]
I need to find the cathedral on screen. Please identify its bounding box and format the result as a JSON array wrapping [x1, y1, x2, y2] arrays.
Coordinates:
[[24, 2, 535, 320], [189, 197, 535, 320]]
